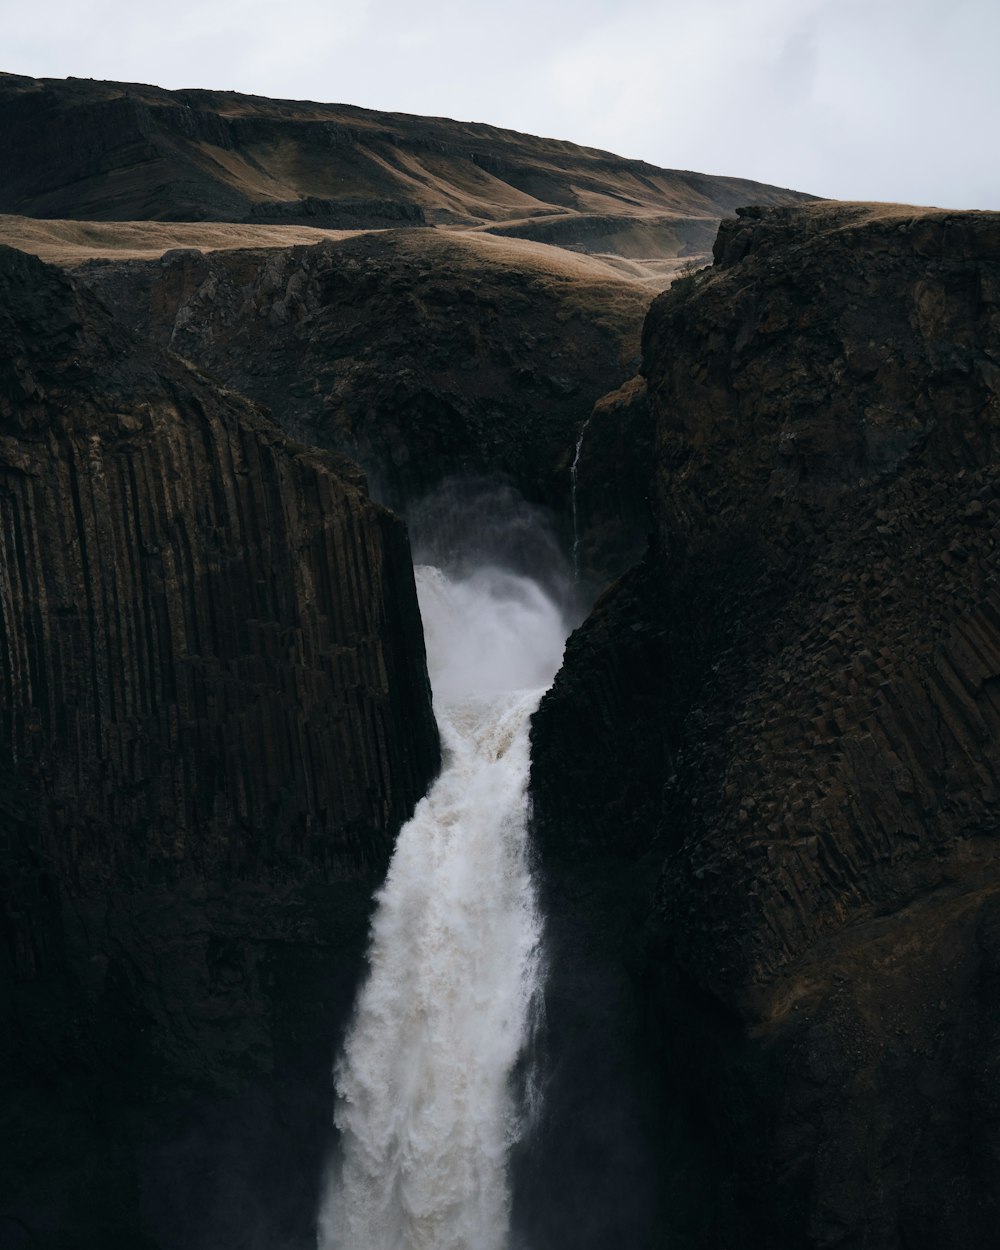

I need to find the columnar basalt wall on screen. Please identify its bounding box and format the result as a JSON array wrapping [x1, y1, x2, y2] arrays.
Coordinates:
[[527, 203, 1000, 1249], [0, 243, 439, 884], [0, 245, 439, 1249]]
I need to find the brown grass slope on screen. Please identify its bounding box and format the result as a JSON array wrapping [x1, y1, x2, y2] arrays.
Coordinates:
[[0, 71, 813, 278], [0, 213, 366, 264]]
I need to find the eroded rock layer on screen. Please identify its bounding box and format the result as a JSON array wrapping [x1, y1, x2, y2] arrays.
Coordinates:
[[76, 229, 652, 519], [527, 203, 1000, 1248], [0, 245, 439, 1248]]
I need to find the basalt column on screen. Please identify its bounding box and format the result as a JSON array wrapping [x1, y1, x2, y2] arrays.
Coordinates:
[[527, 203, 1000, 1250], [0, 245, 439, 1250]]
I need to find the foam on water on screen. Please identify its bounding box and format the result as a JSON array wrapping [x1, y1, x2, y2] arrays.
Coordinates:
[[318, 562, 567, 1250]]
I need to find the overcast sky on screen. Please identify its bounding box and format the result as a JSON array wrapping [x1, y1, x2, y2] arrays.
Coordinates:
[[7, 0, 999, 209]]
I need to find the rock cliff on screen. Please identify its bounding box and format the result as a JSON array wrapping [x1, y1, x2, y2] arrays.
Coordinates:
[[8, 68, 997, 1244], [527, 202, 1000, 1248], [74, 229, 652, 534], [0, 245, 439, 1248]]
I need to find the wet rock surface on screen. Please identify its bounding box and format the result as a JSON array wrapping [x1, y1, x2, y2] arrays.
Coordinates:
[[528, 202, 1000, 1248], [568, 374, 655, 593], [0, 245, 439, 1248]]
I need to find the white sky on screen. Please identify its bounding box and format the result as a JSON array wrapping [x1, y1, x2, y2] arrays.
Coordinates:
[[5, 0, 999, 209]]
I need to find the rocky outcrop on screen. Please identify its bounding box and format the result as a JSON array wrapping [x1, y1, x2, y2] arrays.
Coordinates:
[[0, 245, 439, 1248], [526, 203, 1000, 1248], [75, 229, 652, 518]]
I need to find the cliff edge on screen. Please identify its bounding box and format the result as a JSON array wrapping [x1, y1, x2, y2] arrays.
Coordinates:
[[527, 202, 1000, 1249], [0, 245, 439, 1248]]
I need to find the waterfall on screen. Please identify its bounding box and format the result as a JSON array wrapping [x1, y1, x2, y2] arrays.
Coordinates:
[[569, 416, 591, 581], [318, 560, 568, 1250]]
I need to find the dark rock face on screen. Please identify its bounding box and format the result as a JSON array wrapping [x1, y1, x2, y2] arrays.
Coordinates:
[[76, 230, 651, 516], [8, 94, 1000, 1245], [0, 245, 439, 1248], [569, 374, 654, 592], [527, 203, 1000, 1248]]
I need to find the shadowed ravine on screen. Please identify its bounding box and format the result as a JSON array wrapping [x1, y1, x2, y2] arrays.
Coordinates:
[[318, 558, 570, 1250], [3, 129, 999, 1247]]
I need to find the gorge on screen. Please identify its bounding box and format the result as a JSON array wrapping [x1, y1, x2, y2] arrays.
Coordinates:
[[1, 72, 1000, 1250]]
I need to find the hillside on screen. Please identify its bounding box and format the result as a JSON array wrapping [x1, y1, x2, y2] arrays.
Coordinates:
[[0, 213, 362, 263], [0, 71, 814, 282]]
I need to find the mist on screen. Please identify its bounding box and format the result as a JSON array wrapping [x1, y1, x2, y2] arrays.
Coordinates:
[[318, 480, 571, 1249]]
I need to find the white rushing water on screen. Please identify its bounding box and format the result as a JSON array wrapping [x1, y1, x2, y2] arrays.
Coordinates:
[[318, 562, 568, 1250]]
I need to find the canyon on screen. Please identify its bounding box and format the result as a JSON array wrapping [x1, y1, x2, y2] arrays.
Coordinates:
[[1, 73, 999, 1250]]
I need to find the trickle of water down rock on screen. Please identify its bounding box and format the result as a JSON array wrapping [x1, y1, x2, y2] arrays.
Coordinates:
[[318, 561, 569, 1250], [569, 417, 590, 582]]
